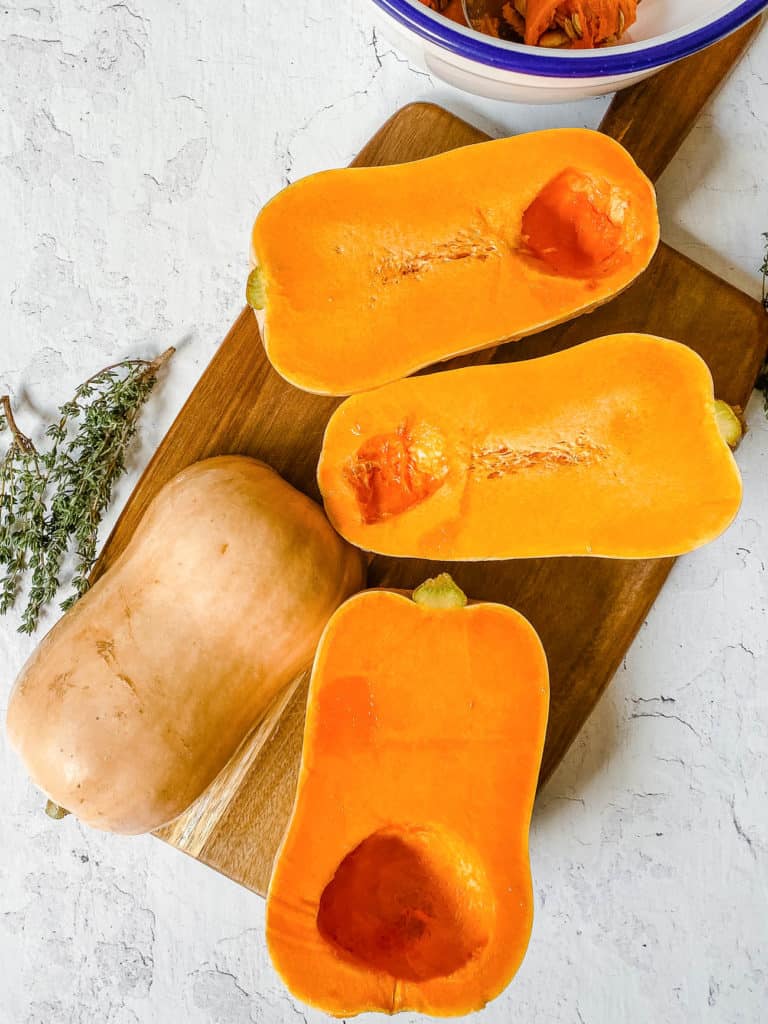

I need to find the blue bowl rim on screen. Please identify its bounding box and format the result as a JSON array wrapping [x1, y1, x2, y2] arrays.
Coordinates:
[[370, 0, 767, 77]]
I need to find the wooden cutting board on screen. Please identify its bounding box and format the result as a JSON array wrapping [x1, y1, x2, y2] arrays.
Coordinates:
[[93, 20, 767, 896]]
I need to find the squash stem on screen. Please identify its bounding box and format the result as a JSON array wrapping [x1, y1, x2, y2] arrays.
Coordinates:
[[714, 400, 744, 449], [45, 800, 70, 821], [246, 266, 266, 310], [413, 573, 468, 609]]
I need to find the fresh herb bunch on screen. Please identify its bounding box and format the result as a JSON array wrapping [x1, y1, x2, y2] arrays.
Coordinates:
[[757, 362, 768, 415], [0, 348, 174, 633]]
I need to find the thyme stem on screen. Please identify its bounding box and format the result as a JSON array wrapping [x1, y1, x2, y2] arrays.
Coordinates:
[[80, 346, 175, 389], [1, 395, 37, 456], [758, 234, 768, 415]]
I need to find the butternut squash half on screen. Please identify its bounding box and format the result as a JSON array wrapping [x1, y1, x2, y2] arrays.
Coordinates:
[[7, 457, 364, 834], [249, 128, 659, 395], [266, 575, 549, 1017], [318, 334, 743, 561]]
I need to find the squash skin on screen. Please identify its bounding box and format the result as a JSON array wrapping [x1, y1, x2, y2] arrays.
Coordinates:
[[266, 587, 549, 1018], [318, 334, 743, 561], [6, 457, 364, 835], [251, 128, 659, 395]]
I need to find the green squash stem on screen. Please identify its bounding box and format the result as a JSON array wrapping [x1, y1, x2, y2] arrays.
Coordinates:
[[714, 400, 744, 449], [45, 800, 70, 821], [413, 573, 468, 609], [246, 266, 266, 310]]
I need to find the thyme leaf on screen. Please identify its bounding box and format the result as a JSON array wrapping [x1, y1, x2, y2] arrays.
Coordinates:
[[0, 348, 174, 633], [757, 361, 768, 417]]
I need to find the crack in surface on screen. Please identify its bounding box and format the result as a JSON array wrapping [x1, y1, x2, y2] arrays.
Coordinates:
[[630, 710, 701, 739], [729, 797, 757, 858]]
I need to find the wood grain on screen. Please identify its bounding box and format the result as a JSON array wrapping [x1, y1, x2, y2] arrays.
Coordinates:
[[599, 16, 764, 182], [93, 34, 767, 897]]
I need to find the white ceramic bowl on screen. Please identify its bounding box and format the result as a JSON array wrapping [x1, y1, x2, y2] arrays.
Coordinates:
[[366, 0, 767, 102]]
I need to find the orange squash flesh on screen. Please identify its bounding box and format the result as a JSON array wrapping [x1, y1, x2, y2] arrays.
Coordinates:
[[266, 577, 549, 1017], [250, 129, 659, 395], [318, 334, 743, 561]]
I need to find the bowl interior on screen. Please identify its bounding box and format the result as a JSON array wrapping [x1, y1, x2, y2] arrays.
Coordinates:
[[379, 0, 765, 77], [401, 0, 763, 52], [621, 0, 752, 43]]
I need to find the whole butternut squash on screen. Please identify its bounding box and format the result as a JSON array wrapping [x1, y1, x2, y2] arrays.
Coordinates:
[[7, 457, 364, 835], [249, 128, 659, 395], [266, 575, 549, 1017], [318, 334, 743, 560]]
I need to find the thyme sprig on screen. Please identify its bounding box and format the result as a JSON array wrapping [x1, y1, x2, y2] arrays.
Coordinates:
[[757, 362, 768, 416], [0, 348, 174, 633]]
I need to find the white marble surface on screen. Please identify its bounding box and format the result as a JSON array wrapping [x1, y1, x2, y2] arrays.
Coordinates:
[[1, 3, 766, 1022]]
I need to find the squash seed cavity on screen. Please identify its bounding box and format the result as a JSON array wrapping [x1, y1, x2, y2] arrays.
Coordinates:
[[521, 168, 633, 278], [317, 824, 493, 983], [377, 231, 501, 284], [346, 424, 607, 523], [345, 423, 449, 525], [471, 432, 608, 479]]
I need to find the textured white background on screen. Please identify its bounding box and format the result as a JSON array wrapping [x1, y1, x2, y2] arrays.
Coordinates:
[[1, 3, 767, 1022]]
